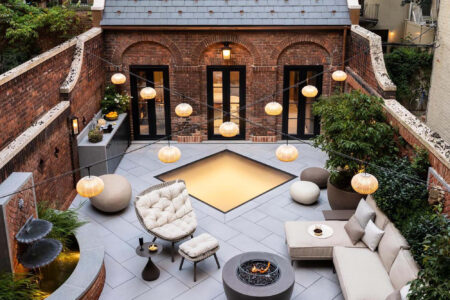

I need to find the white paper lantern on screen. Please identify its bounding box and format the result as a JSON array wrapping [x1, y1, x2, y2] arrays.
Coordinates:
[[111, 73, 126, 85], [301, 85, 318, 98], [276, 144, 298, 162], [175, 103, 193, 117], [332, 70, 348, 82], [158, 146, 181, 163], [76, 176, 104, 198], [265, 102, 283, 116], [351, 172, 379, 194], [140, 87, 157, 100], [219, 122, 239, 138]]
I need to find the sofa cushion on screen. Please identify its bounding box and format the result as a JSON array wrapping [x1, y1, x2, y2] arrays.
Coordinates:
[[344, 215, 365, 244], [285, 221, 366, 260], [378, 223, 410, 272], [362, 220, 385, 251], [389, 249, 419, 290], [400, 284, 411, 300], [355, 199, 376, 228], [333, 246, 394, 300], [385, 290, 401, 300], [366, 195, 390, 230]]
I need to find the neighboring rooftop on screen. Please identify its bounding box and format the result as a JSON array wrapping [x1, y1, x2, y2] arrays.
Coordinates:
[[100, 0, 351, 27]]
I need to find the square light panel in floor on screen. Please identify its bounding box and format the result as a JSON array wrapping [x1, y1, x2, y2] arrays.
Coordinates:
[[156, 150, 295, 213]]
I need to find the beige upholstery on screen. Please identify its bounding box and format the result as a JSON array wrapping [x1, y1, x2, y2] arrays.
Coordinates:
[[90, 174, 131, 212], [366, 195, 390, 230], [333, 246, 395, 300], [289, 181, 320, 205], [344, 215, 365, 245], [135, 181, 197, 241], [179, 233, 219, 259], [378, 223, 410, 272], [389, 249, 420, 290], [285, 221, 365, 260]]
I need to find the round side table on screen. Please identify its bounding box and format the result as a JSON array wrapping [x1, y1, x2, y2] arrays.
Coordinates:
[[135, 242, 163, 281]]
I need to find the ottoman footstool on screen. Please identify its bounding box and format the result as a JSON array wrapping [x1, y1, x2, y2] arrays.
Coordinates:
[[300, 167, 330, 189], [290, 181, 320, 205], [90, 174, 131, 212], [179, 233, 220, 282]]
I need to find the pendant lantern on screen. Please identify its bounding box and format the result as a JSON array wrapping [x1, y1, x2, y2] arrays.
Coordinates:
[[111, 73, 126, 85], [219, 122, 239, 138], [351, 172, 379, 194], [140, 87, 157, 100], [276, 144, 298, 162], [175, 103, 193, 117], [158, 146, 181, 163], [301, 85, 318, 98], [332, 70, 348, 82], [265, 102, 283, 116], [76, 175, 104, 198]]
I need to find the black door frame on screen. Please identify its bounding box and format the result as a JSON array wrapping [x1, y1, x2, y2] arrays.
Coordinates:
[[207, 66, 246, 140], [129, 65, 171, 140], [282, 65, 323, 139]]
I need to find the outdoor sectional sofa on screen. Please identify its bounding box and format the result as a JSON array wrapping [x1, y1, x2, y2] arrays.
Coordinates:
[[285, 196, 419, 300]]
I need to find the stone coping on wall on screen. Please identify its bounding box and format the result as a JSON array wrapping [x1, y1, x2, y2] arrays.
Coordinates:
[[0, 102, 70, 170], [60, 28, 103, 94], [384, 99, 450, 169], [47, 220, 105, 300], [351, 25, 397, 92]]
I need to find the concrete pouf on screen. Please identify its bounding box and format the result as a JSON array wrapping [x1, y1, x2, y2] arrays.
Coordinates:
[[90, 174, 131, 212], [290, 181, 320, 205], [300, 167, 330, 189]]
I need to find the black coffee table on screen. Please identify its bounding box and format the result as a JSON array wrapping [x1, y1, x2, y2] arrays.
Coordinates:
[[135, 242, 163, 281], [222, 252, 294, 300]]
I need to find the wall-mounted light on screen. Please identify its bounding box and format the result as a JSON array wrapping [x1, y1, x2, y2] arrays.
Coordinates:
[[222, 42, 232, 60], [70, 116, 79, 135]]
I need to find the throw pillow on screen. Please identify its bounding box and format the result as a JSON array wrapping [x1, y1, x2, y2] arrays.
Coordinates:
[[355, 198, 376, 228], [362, 220, 385, 251], [344, 215, 365, 244], [400, 284, 411, 300], [385, 290, 401, 300]]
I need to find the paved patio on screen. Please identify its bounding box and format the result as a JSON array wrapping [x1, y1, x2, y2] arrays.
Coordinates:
[[71, 142, 344, 300]]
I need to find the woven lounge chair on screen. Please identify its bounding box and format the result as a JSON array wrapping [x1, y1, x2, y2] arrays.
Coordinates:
[[134, 180, 197, 262]]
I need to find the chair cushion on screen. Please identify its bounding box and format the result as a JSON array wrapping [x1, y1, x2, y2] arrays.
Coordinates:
[[355, 198, 376, 228], [362, 220, 385, 251], [285, 221, 366, 260], [378, 223, 410, 272], [389, 250, 419, 290], [179, 233, 219, 258], [300, 167, 330, 188], [333, 246, 394, 300], [135, 181, 197, 240], [344, 215, 365, 245], [366, 195, 390, 230]]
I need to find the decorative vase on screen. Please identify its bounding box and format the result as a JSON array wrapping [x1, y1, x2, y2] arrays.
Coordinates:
[[326, 178, 363, 210]]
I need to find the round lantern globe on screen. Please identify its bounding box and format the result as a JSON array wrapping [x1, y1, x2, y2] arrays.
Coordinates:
[[111, 73, 126, 85], [140, 87, 157, 100], [175, 103, 193, 117], [265, 102, 283, 116], [332, 70, 347, 82], [76, 176, 104, 198], [276, 144, 298, 162], [301, 85, 318, 98], [219, 122, 239, 138], [158, 146, 181, 163], [351, 172, 379, 194]]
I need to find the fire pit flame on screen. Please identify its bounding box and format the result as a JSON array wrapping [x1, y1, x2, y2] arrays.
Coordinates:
[[251, 261, 270, 274]]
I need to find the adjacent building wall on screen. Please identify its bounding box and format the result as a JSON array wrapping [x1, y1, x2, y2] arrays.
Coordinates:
[[427, 0, 450, 143]]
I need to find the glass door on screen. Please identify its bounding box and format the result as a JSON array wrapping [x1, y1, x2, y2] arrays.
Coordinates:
[[207, 66, 246, 140], [282, 66, 323, 139], [130, 66, 171, 140]]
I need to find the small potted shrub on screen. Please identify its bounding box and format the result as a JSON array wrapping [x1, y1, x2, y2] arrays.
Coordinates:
[[88, 126, 103, 143], [313, 90, 397, 209]]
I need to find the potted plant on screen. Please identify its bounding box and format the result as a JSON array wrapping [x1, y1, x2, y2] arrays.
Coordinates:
[[313, 90, 397, 209], [101, 84, 131, 120], [88, 125, 103, 143]]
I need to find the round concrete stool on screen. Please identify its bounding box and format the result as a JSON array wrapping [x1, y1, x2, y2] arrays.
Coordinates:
[[290, 181, 320, 205], [90, 174, 131, 212], [300, 167, 330, 189]]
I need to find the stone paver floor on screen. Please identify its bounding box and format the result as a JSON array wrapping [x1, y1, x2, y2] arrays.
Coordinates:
[[71, 142, 344, 300]]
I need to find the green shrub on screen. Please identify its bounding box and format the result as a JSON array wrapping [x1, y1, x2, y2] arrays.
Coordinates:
[[0, 273, 43, 300], [101, 84, 131, 114], [409, 223, 450, 300], [37, 202, 86, 249], [88, 126, 103, 143], [313, 90, 397, 190]]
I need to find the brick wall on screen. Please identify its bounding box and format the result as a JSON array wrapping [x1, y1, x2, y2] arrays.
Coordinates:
[[80, 263, 106, 300], [103, 29, 346, 140]]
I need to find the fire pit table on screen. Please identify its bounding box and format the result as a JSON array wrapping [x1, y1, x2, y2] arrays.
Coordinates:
[[222, 252, 294, 300]]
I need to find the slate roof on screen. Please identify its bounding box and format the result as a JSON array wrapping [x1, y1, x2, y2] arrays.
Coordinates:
[[101, 0, 351, 26]]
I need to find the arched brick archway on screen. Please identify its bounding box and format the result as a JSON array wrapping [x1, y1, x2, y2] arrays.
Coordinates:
[[191, 35, 262, 66], [270, 36, 333, 66], [112, 35, 183, 66]]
